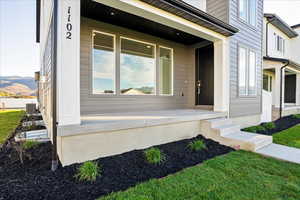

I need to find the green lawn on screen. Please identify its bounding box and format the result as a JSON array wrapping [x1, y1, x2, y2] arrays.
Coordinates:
[[273, 125, 300, 149], [99, 151, 300, 200], [0, 109, 24, 145]]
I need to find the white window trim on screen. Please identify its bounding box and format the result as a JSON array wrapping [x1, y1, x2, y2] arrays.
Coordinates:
[[238, 0, 257, 27], [238, 44, 257, 97], [91, 30, 117, 96], [263, 73, 273, 92], [276, 35, 285, 54], [120, 36, 157, 96], [158, 46, 174, 96]]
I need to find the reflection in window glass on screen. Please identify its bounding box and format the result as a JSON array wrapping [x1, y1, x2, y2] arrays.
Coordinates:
[[92, 32, 115, 94], [120, 38, 156, 95], [263, 74, 269, 91], [159, 47, 173, 95], [239, 0, 247, 21], [248, 51, 256, 95], [270, 76, 272, 91], [239, 47, 247, 96]]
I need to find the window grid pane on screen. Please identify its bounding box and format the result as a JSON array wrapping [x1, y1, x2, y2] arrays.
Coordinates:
[[92, 32, 115, 94], [239, 0, 248, 21], [239, 47, 247, 96], [249, 0, 256, 26], [120, 38, 156, 95], [248, 51, 256, 95], [159, 47, 173, 95]]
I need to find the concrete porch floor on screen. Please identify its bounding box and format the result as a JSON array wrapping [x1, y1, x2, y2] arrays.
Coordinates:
[[58, 109, 227, 136]]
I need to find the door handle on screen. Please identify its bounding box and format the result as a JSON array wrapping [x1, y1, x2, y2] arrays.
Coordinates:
[[197, 80, 201, 95]]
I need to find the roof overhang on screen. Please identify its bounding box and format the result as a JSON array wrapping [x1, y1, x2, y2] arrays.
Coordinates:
[[291, 24, 300, 29], [36, 0, 41, 43], [139, 0, 238, 36], [264, 56, 300, 71], [264, 13, 298, 38], [91, 0, 238, 43]]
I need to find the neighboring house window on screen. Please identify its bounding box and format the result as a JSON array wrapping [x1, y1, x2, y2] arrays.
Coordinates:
[[120, 37, 156, 95], [263, 74, 272, 92], [159, 47, 173, 95], [276, 35, 285, 53], [92, 31, 116, 94], [239, 0, 256, 26], [238, 46, 257, 96]]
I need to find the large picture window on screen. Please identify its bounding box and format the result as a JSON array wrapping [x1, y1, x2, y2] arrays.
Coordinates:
[[239, 0, 256, 26], [238, 46, 257, 96], [92, 31, 115, 94], [159, 47, 173, 95], [120, 38, 156, 95]]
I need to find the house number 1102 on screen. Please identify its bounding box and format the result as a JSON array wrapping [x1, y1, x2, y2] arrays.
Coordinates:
[[66, 6, 72, 39]]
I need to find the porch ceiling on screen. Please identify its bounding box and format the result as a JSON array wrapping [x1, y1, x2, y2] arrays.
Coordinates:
[[81, 0, 207, 45]]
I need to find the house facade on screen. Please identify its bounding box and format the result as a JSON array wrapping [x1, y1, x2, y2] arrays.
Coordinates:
[[262, 14, 300, 119], [37, 0, 264, 166]]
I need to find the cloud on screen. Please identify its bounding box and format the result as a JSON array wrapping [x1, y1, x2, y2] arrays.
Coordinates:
[[120, 54, 155, 88], [93, 49, 115, 79]]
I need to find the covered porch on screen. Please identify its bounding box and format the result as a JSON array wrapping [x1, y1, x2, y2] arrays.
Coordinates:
[[57, 109, 227, 166], [54, 0, 237, 166], [263, 57, 300, 119]]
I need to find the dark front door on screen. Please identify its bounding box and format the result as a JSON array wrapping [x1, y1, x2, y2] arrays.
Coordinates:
[[195, 44, 214, 106], [285, 74, 296, 103]]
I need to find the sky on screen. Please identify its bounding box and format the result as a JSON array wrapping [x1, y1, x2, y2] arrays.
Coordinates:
[[0, 0, 299, 78], [0, 0, 39, 77]]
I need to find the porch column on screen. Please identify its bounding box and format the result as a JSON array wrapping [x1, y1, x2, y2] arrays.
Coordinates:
[[213, 39, 230, 113], [56, 0, 81, 126], [296, 73, 300, 105], [274, 67, 285, 108]]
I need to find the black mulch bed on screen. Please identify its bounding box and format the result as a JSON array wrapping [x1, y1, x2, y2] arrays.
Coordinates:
[[0, 135, 234, 200], [244, 115, 300, 135]]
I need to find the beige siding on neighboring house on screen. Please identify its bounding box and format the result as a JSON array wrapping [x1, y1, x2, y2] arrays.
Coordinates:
[[80, 17, 196, 114]]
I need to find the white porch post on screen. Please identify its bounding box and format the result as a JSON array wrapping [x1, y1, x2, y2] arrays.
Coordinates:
[[213, 39, 230, 113], [274, 67, 285, 108], [56, 0, 81, 126], [296, 73, 300, 105]]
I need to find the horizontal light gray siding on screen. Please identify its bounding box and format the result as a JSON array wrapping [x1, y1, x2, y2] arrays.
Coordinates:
[[228, 0, 263, 117], [80, 17, 195, 114], [206, 0, 229, 23]]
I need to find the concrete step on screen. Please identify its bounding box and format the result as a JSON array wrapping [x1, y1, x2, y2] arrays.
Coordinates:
[[206, 118, 232, 128], [224, 131, 272, 151], [256, 144, 300, 164], [213, 124, 241, 136]]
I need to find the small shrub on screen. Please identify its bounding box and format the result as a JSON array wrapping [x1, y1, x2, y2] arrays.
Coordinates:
[[262, 122, 276, 130], [75, 161, 101, 182], [144, 147, 166, 165], [243, 125, 266, 133], [292, 114, 300, 119], [22, 140, 41, 150], [188, 139, 206, 151]]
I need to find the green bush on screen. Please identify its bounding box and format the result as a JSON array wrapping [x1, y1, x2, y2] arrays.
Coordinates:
[[243, 125, 266, 133], [292, 114, 300, 119], [144, 147, 166, 165], [75, 161, 101, 182], [188, 139, 206, 151], [22, 140, 41, 150], [262, 122, 276, 130]]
